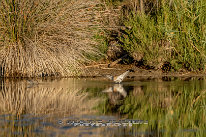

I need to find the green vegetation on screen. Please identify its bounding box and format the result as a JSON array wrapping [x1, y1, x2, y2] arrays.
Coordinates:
[[115, 0, 206, 71], [0, 0, 205, 77]]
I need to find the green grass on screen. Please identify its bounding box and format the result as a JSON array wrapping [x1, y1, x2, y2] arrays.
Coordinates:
[[84, 31, 108, 62], [116, 0, 206, 71]]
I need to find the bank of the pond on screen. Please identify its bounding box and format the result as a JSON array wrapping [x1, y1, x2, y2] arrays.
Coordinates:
[[82, 63, 206, 81]]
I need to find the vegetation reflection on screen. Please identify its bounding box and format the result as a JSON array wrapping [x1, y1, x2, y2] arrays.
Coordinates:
[[96, 78, 206, 136]]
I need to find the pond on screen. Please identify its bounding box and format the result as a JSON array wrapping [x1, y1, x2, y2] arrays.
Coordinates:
[[0, 77, 205, 137]]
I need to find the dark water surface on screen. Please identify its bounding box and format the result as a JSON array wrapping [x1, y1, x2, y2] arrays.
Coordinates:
[[0, 77, 205, 137]]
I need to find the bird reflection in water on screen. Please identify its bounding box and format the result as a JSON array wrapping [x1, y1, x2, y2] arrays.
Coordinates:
[[102, 84, 127, 105], [102, 84, 127, 97]]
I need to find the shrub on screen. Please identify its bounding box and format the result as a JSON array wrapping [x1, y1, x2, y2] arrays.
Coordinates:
[[119, 0, 206, 71]]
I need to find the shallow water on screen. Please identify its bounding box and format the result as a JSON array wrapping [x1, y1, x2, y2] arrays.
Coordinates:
[[0, 77, 205, 137]]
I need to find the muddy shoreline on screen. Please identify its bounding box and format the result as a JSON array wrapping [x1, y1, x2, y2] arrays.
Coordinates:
[[82, 64, 206, 81], [1, 64, 206, 80]]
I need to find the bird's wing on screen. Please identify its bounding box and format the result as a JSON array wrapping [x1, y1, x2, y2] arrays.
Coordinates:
[[114, 70, 130, 83], [114, 84, 127, 97], [102, 87, 113, 93]]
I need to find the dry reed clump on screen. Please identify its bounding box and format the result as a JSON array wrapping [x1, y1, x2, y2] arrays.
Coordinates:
[[0, 79, 99, 115], [0, 0, 105, 77]]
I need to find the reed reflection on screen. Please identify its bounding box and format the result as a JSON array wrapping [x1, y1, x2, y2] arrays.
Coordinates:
[[0, 79, 93, 115]]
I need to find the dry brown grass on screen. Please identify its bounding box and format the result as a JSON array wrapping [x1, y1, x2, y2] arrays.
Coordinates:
[[0, 0, 106, 77]]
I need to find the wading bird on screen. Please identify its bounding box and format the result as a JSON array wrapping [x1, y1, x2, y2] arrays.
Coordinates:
[[105, 69, 134, 83]]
